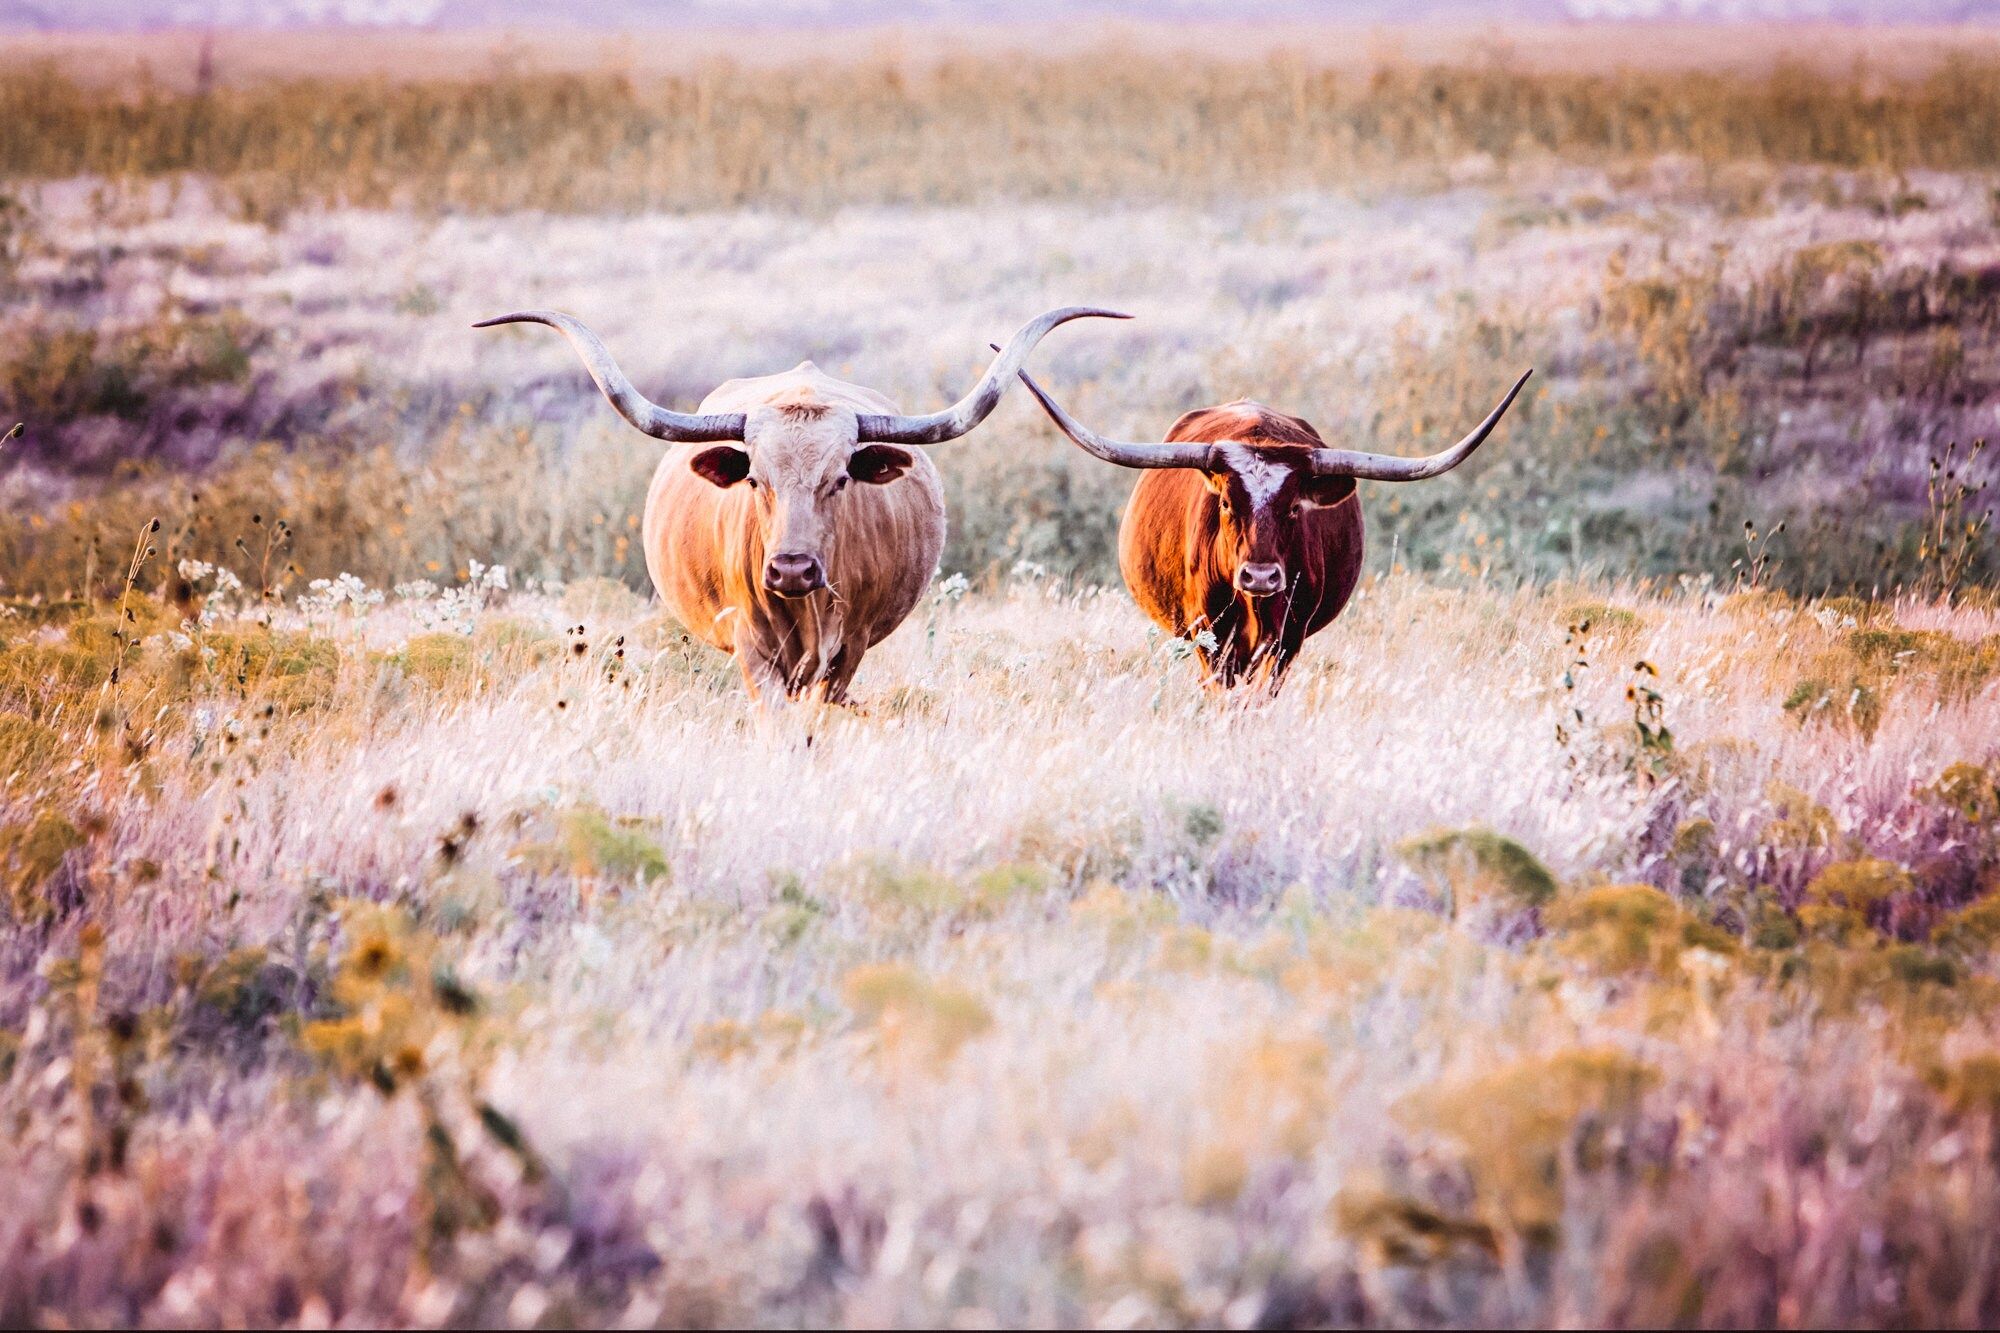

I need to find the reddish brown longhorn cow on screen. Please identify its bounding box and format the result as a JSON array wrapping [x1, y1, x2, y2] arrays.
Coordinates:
[[1013, 360, 1531, 690]]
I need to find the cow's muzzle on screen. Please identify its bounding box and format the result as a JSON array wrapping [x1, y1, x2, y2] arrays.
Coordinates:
[[1233, 562, 1287, 598], [764, 552, 826, 598]]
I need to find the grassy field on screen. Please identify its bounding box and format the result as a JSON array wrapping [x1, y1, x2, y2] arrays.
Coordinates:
[[2, 26, 2000, 1330], [4, 568, 2000, 1326]]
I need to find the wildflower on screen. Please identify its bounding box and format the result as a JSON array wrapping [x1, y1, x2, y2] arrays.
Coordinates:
[[412, 562, 511, 634], [466, 560, 509, 593], [349, 931, 397, 980], [299, 572, 384, 618]]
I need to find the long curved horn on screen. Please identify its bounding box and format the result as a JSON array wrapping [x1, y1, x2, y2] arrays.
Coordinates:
[[1010, 361, 1216, 470], [1309, 369, 1532, 481], [855, 306, 1132, 445], [474, 310, 747, 443]]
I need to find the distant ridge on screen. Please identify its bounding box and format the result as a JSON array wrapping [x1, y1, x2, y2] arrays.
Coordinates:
[[8, 0, 2000, 33]]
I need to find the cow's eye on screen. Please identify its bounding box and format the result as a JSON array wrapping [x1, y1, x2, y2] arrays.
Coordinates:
[[834, 476, 849, 493], [745, 476, 759, 490]]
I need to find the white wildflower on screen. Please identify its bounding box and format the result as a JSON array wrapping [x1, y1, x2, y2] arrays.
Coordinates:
[[410, 560, 512, 634], [467, 560, 510, 594], [299, 571, 384, 619], [177, 558, 244, 597]]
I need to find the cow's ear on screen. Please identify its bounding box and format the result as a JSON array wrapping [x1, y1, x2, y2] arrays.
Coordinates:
[[689, 445, 751, 488], [1301, 474, 1357, 509], [848, 444, 914, 486]]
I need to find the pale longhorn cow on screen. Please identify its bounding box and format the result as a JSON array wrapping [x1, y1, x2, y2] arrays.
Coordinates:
[[479, 307, 1124, 702]]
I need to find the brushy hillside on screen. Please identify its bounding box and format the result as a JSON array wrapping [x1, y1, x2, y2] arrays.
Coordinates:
[[3, 156, 1997, 597], [2, 563, 1999, 1325]]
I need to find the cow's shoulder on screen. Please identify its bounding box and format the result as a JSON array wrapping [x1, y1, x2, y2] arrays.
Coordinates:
[[1165, 400, 1325, 448]]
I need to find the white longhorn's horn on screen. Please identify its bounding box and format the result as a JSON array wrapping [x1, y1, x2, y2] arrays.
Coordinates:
[[854, 306, 1131, 445], [475, 310, 747, 443]]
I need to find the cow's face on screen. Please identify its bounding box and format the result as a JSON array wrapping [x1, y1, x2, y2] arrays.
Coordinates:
[[687, 402, 914, 598], [1202, 444, 1355, 599]]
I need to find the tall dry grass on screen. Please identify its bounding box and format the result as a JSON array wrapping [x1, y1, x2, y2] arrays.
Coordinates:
[[5, 55, 2000, 217]]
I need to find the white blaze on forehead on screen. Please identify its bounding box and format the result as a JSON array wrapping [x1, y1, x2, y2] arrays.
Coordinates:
[[1217, 443, 1292, 510]]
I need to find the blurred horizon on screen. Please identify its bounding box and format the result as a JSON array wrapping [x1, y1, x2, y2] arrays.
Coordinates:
[[9, 0, 2000, 32]]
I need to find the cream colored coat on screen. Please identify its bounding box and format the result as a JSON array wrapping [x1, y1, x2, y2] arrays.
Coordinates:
[[643, 363, 945, 703]]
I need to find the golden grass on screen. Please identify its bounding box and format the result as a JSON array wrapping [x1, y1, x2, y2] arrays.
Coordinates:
[[6, 53, 2000, 217]]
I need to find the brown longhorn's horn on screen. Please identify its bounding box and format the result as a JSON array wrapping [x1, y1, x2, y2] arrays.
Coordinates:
[[855, 306, 1131, 445], [1309, 369, 1532, 481], [474, 310, 747, 443], [1008, 356, 1216, 470]]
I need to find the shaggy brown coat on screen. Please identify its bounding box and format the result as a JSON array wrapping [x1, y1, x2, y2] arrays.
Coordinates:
[[1117, 402, 1364, 689]]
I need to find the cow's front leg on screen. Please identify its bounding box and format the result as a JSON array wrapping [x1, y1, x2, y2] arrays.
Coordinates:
[[736, 643, 799, 711], [811, 643, 866, 711], [1254, 650, 1296, 697], [1196, 627, 1254, 691]]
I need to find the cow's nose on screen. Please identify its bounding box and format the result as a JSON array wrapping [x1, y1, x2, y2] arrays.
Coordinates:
[[1234, 562, 1287, 597], [764, 552, 825, 597]]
